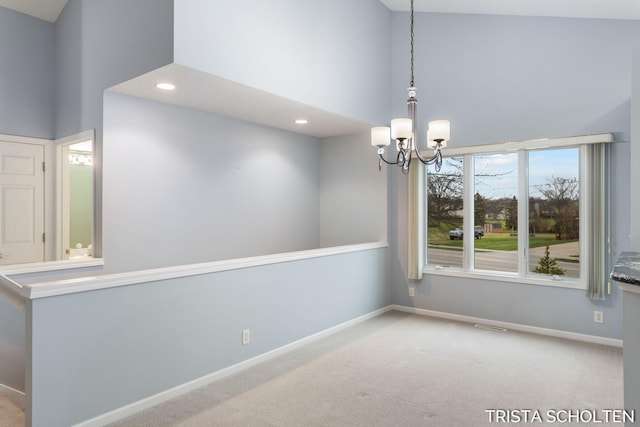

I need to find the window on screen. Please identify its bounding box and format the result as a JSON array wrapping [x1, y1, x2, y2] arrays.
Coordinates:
[[422, 134, 611, 291], [528, 148, 580, 278], [474, 152, 519, 274], [426, 156, 464, 269]]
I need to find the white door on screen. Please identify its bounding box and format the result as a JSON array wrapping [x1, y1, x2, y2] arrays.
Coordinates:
[[0, 141, 45, 265]]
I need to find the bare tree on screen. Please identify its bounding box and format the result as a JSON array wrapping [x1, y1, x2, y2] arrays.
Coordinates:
[[427, 157, 512, 226], [427, 171, 462, 223], [538, 176, 579, 240]]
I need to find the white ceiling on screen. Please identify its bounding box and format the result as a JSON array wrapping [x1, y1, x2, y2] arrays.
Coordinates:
[[0, 0, 67, 22], [109, 64, 372, 139], [2, 0, 640, 23]]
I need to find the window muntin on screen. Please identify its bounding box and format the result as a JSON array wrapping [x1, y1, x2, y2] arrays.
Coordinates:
[[425, 145, 589, 286]]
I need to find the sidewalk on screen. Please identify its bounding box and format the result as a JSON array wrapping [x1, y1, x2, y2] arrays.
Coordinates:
[[529, 241, 579, 259]]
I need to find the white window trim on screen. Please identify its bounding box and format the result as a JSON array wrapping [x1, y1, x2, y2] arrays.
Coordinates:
[[432, 133, 613, 157], [424, 266, 588, 290], [422, 133, 613, 290]]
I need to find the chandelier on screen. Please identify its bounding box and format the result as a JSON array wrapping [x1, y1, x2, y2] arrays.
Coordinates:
[[371, 0, 450, 174]]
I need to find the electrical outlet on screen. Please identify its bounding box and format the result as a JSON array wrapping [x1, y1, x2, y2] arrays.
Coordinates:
[[409, 287, 415, 297], [242, 329, 250, 345], [594, 311, 604, 324]]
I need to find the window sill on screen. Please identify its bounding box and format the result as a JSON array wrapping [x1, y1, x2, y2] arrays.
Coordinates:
[[423, 266, 587, 290]]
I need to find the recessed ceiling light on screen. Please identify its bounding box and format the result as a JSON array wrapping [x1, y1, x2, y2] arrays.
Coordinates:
[[294, 119, 308, 125], [156, 83, 176, 91]]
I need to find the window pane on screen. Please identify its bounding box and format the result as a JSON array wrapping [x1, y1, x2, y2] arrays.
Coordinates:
[[528, 148, 580, 278], [427, 157, 463, 268], [473, 153, 518, 273]]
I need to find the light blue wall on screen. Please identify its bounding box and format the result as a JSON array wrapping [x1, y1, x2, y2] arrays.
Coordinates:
[[55, 0, 174, 138], [24, 80, 391, 427], [55, 0, 174, 257], [319, 133, 388, 247], [101, 92, 390, 273], [173, 0, 392, 127], [28, 247, 389, 426], [0, 7, 54, 139], [102, 92, 322, 273], [0, 7, 53, 399], [393, 13, 638, 144], [4, 0, 392, 278], [389, 13, 640, 339]]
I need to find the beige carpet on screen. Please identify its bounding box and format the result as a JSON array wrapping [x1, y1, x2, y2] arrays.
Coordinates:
[[0, 392, 23, 427], [109, 311, 624, 427]]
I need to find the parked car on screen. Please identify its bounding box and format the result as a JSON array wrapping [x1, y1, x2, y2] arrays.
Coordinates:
[[449, 227, 463, 240], [449, 226, 484, 240]]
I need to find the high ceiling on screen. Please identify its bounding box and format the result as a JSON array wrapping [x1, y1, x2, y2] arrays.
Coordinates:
[[1, 0, 640, 23], [0, 0, 67, 22]]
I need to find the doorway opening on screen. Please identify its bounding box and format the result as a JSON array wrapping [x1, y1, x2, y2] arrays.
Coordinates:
[[58, 139, 93, 260]]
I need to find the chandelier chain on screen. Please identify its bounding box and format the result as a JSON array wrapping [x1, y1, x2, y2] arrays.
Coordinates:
[[370, 0, 449, 174], [410, 0, 415, 87]]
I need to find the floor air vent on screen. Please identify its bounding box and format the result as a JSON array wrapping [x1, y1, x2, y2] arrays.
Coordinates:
[[474, 323, 508, 332]]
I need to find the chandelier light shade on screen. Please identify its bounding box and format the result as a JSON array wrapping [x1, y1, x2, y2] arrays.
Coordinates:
[[390, 118, 412, 141], [371, 0, 451, 173], [371, 127, 391, 148], [426, 119, 450, 148]]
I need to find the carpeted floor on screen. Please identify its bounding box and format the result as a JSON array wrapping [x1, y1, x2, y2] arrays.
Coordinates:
[[108, 311, 624, 426], [0, 392, 23, 427]]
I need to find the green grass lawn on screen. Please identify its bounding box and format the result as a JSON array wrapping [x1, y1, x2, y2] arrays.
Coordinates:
[[428, 231, 576, 251]]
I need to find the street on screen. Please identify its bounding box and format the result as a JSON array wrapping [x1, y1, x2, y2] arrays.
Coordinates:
[[426, 242, 580, 277]]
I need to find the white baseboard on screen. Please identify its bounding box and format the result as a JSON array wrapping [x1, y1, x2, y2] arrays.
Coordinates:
[[390, 304, 623, 348], [0, 383, 25, 410], [73, 306, 392, 427]]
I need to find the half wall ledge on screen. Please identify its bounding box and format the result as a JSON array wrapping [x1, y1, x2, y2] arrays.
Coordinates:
[[5, 242, 389, 300]]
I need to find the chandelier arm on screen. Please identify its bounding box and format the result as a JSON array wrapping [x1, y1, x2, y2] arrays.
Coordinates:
[[395, 148, 411, 174], [434, 150, 442, 171], [414, 143, 438, 164], [414, 146, 443, 171], [403, 149, 412, 174], [378, 152, 398, 166], [397, 149, 405, 166]]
